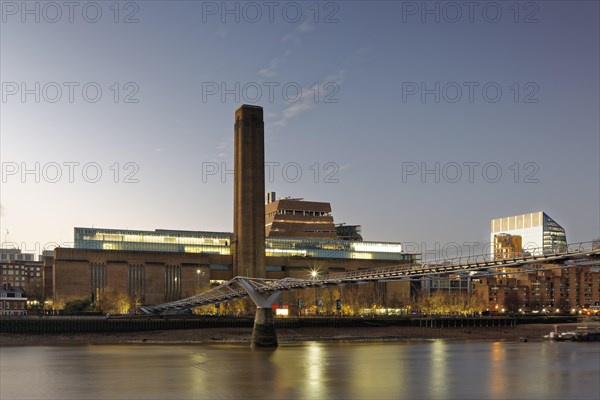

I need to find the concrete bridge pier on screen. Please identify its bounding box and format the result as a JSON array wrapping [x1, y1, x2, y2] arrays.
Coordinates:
[[239, 279, 280, 348], [252, 307, 278, 348]]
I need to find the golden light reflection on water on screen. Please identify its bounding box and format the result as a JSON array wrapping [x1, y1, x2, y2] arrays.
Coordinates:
[[307, 343, 324, 392], [1, 342, 599, 400], [489, 341, 507, 396], [271, 342, 330, 399], [429, 340, 448, 400], [349, 343, 406, 399]]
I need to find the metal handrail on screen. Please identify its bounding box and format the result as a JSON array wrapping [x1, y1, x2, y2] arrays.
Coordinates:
[[140, 241, 600, 314]]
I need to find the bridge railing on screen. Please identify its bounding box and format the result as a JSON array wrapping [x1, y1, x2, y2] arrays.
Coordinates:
[[321, 241, 598, 283], [420, 241, 596, 269], [141, 241, 600, 314]]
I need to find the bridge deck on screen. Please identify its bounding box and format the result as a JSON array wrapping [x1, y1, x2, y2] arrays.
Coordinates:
[[140, 241, 600, 314]]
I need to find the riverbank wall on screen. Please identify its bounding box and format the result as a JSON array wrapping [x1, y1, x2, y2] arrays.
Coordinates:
[[0, 316, 580, 334]]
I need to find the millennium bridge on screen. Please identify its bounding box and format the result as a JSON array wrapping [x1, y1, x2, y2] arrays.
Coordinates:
[[140, 241, 600, 346]]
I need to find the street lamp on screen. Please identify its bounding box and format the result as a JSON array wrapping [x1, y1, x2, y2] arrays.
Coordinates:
[[196, 269, 201, 291], [309, 269, 319, 315]]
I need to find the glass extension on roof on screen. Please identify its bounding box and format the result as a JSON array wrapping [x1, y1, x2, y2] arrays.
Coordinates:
[[74, 227, 409, 261], [75, 227, 232, 255]]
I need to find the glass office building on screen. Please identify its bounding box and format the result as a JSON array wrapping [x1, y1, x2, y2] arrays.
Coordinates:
[[490, 212, 567, 256], [75, 227, 410, 261], [75, 228, 233, 255], [265, 237, 407, 260]]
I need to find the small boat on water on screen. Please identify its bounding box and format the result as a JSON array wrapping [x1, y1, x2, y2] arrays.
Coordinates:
[[544, 325, 600, 342], [572, 331, 600, 342]]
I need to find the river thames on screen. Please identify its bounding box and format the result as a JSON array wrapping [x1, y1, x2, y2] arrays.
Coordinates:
[[1, 341, 598, 399]]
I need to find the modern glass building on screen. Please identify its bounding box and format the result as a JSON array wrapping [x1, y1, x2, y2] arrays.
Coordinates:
[[490, 212, 567, 256], [265, 236, 406, 260], [75, 228, 232, 255], [75, 227, 410, 261]]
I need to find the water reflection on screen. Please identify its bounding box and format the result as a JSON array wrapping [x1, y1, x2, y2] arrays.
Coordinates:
[[429, 340, 448, 399], [303, 343, 323, 395], [489, 341, 506, 397], [350, 343, 407, 399], [1, 342, 598, 400]]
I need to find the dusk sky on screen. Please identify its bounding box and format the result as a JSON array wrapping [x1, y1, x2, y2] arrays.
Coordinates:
[[1, 1, 598, 259]]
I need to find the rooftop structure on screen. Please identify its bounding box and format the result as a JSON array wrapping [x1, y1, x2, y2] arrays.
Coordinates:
[[74, 227, 407, 261], [0, 248, 36, 262], [75, 227, 232, 255], [336, 224, 363, 241], [265, 193, 338, 239]]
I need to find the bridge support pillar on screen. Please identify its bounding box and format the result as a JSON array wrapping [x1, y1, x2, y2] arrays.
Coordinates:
[[238, 278, 280, 348], [252, 307, 278, 348]]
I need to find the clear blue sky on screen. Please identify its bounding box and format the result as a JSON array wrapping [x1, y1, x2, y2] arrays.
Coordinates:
[[1, 1, 598, 258]]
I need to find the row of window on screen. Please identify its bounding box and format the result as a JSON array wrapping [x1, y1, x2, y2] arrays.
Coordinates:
[[0, 254, 36, 261], [0, 302, 26, 309], [2, 276, 28, 281], [1, 270, 40, 276], [1, 264, 41, 270], [274, 210, 331, 217], [82, 234, 230, 246]]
